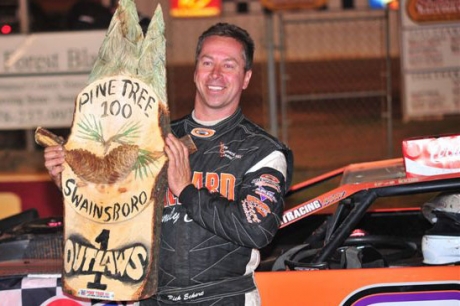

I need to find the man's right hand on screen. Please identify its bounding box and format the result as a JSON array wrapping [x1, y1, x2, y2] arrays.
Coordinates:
[[44, 145, 65, 189]]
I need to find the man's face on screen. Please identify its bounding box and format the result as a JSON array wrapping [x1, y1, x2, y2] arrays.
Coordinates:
[[194, 35, 252, 120]]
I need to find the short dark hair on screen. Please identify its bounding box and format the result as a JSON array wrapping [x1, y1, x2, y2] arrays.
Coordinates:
[[195, 23, 255, 72]]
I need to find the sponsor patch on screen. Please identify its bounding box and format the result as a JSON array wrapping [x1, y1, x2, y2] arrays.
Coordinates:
[[255, 186, 277, 203], [191, 128, 215, 138], [252, 174, 281, 192], [242, 195, 272, 223]]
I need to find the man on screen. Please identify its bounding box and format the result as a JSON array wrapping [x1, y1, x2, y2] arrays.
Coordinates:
[[45, 23, 293, 305]]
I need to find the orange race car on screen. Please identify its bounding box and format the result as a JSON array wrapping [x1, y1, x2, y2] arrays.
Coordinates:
[[255, 157, 460, 305]]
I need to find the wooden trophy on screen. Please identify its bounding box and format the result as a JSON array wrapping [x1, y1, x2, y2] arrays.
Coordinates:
[[34, 0, 184, 301]]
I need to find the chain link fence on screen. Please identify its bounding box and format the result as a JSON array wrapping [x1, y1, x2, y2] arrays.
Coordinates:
[[273, 10, 393, 182]]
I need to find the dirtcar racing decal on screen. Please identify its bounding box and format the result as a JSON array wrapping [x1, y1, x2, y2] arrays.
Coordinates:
[[341, 282, 460, 306], [282, 200, 322, 225]]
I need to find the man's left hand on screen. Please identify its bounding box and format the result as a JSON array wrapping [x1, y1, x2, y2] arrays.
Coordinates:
[[165, 133, 192, 196]]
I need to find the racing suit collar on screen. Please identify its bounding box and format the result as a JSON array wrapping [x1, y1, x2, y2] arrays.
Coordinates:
[[191, 110, 231, 126], [186, 108, 244, 138]]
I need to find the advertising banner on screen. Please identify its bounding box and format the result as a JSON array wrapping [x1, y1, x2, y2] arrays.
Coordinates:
[[0, 31, 105, 129], [400, 0, 460, 120]]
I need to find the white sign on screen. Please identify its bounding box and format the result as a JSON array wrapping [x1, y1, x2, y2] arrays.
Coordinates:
[[0, 31, 105, 129], [400, 0, 460, 120]]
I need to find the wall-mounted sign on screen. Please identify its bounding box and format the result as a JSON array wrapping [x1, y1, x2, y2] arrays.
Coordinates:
[[0, 31, 105, 130], [170, 0, 222, 17], [406, 0, 460, 23], [400, 0, 460, 121]]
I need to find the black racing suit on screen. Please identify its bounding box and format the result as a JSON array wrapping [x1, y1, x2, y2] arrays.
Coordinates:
[[143, 108, 293, 305]]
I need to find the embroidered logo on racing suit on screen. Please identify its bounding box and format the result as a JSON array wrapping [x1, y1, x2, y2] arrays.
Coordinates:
[[191, 128, 215, 138], [219, 142, 243, 160], [255, 186, 277, 203], [242, 195, 272, 223], [252, 174, 281, 192]]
